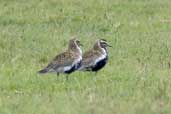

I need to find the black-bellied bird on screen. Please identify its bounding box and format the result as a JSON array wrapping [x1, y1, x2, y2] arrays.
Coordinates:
[[38, 38, 83, 80], [79, 39, 111, 73]]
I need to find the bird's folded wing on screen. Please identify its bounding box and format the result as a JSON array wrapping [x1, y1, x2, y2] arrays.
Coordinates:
[[82, 51, 100, 68], [47, 52, 75, 69]]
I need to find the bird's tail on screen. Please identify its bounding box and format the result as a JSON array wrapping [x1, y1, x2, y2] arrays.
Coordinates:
[[38, 68, 49, 74], [78, 66, 91, 71], [78, 67, 86, 71], [78, 66, 83, 71]]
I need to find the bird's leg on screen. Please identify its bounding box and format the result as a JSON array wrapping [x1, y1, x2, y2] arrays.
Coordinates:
[[94, 71, 98, 76], [56, 73, 59, 80], [93, 72, 97, 82], [66, 75, 69, 81], [91, 71, 97, 77]]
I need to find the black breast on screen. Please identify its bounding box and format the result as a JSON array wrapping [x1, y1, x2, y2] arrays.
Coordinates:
[[65, 61, 82, 74], [91, 57, 108, 72]]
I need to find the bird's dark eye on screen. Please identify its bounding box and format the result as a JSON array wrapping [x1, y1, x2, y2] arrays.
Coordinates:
[[76, 40, 80, 44], [100, 41, 107, 47], [100, 41, 106, 44]]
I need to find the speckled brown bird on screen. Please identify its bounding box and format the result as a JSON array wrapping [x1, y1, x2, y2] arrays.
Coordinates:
[[79, 39, 111, 72], [38, 38, 82, 79]]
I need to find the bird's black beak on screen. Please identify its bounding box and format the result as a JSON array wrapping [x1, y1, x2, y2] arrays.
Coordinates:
[[80, 43, 83, 47], [107, 43, 112, 47]]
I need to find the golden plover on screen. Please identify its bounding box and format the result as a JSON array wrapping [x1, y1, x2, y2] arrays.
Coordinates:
[[38, 38, 83, 80], [79, 39, 111, 73]]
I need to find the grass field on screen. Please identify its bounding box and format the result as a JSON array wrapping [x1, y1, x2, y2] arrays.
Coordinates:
[[0, 0, 171, 113]]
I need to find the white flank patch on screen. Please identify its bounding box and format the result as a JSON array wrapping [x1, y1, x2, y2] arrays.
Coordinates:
[[75, 55, 82, 63], [77, 46, 82, 55], [62, 56, 82, 72], [63, 66, 73, 72], [94, 54, 106, 64], [94, 48, 107, 64], [74, 56, 82, 65], [101, 48, 107, 55]]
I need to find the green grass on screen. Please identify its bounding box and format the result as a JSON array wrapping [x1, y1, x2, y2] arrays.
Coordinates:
[[0, 0, 171, 113]]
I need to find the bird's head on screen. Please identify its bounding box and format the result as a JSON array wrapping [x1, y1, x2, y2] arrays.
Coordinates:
[[99, 39, 112, 49], [68, 38, 83, 54]]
